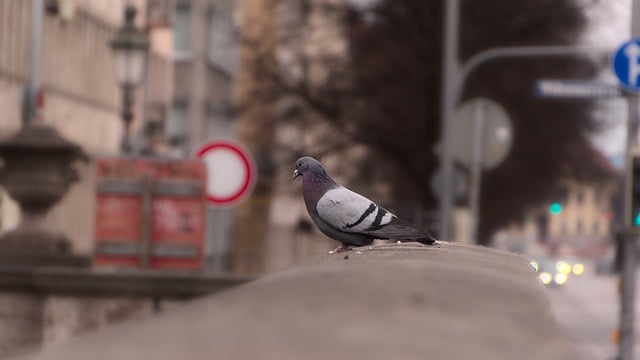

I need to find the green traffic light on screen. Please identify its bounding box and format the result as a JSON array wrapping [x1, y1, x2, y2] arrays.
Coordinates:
[[634, 212, 640, 226], [549, 203, 562, 215]]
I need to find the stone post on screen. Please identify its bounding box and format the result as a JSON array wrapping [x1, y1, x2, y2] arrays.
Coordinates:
[[0, 123, 90, 266], [0, 123, 90, 355]]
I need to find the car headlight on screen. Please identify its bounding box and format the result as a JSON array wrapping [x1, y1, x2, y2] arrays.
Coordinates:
[[554, 272, 568, 285], [530, 260, 539, 272], [572, 263, 585, 276], [556, 261, 572, 275], [539, 272, 552, 285]]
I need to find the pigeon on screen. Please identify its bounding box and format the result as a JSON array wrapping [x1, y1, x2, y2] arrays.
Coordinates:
[[292, 156, 437, 253]]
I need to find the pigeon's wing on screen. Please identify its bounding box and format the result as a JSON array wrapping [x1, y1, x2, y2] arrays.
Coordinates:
[[316, 187, 394, 233], [316, 186, 436, 244], [361, 217, 435, 243]]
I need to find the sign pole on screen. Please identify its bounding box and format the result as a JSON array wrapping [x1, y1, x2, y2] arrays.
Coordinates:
[[620, 94, 638, 360], [619, 3, 640, 359], [196, 140, 256, 272], [469, 101, 486, 245], [620, 81, 639, 360]]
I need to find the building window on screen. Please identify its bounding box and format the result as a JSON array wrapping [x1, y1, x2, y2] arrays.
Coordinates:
[[593, 222, 599, 235], [204, 101, 234, 139], [169, 101, 188, 146], [207, 5, 236, 74], [146, 0, 173, 27], [594, 188, 606, 206], [557, 188, 568, 203], [560, 220, 567, 236], [173, 4, 192, 56], [576, 220, 583, 235], [576, 190, 584, 205]]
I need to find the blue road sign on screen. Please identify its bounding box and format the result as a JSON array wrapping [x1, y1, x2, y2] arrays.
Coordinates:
[[613, 38, 640, 91]]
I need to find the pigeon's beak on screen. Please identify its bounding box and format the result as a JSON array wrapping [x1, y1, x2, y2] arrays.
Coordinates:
[[292, 169, 301, 180]]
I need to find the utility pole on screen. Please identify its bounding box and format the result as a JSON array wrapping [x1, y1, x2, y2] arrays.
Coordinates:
[[438, 0, 460, 241], [439, 44, 606, 244], [438, 0, 606, 242]]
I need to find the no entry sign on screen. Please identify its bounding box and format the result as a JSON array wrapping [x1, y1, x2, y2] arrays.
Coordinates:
[[196, 139, 256, 206]]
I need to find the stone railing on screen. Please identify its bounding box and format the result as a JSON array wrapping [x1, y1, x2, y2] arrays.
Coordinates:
[[11, 242, 579, 360], [0, 265, 253, 358]]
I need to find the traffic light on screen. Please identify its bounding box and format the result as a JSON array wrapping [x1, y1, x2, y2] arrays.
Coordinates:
[[549, 202, 562, 215], [631, 156, 640, 227]]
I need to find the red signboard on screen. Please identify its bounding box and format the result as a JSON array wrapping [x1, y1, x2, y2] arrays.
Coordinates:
[[94, 157, 206, 270]]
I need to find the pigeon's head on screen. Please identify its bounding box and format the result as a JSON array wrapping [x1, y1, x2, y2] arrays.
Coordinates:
[[292, 156, 324, 180]]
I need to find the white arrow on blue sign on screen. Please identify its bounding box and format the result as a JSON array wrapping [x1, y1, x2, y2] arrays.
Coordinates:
[[613, 38, 640, 91]]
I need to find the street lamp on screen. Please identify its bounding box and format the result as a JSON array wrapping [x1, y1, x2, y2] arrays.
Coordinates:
[[110, 4, 149, 154]]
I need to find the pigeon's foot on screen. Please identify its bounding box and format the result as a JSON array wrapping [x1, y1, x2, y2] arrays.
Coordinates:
[[329, 245, 352, 254]]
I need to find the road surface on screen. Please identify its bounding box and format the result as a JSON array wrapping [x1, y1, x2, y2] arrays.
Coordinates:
[[544, 261, 639, 360]]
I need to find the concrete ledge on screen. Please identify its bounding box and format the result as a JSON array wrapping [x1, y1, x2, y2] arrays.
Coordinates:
[[12, 242, 577, 360], [0, 267, 253, 299]]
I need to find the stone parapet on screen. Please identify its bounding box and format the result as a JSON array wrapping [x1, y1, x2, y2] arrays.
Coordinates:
[[12, 242, 578, 360]]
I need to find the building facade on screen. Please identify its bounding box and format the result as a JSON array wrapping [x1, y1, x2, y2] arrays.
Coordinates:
[[166, 0, 238, 271], [0, 0, 173, 254], [544, 180, 616, 255], [167, 0, 236, 154], [0, 0, 174, 353], [493, 179, 618, 257]]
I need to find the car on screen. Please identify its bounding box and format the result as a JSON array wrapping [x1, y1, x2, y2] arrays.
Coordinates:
[[530, 257, 581, 288]]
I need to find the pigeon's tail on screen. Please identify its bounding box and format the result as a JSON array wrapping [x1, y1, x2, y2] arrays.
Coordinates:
[[395, 235, 436, 245], [415, 236, 437, 245]]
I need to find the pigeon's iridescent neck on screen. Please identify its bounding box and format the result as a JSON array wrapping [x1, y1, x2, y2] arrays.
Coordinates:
[[306, 166, 333, 184], [302, 168, 337, 213]]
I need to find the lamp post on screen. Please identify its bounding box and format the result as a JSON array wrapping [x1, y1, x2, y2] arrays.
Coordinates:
[[110, 4, 149, 154]]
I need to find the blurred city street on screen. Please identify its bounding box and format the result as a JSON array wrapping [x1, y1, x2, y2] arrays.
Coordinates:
[[545, 260, 635, 360], [1, 0, 640, 358]]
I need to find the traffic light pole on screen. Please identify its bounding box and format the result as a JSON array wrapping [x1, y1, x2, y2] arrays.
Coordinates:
[[438, 44, 609, 242]]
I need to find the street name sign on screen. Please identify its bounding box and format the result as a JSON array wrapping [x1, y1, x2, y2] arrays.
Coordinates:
[[535, 79, 622, 99]]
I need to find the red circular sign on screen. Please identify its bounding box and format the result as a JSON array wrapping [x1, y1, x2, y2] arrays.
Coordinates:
[[196, 140, 256, 206]]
